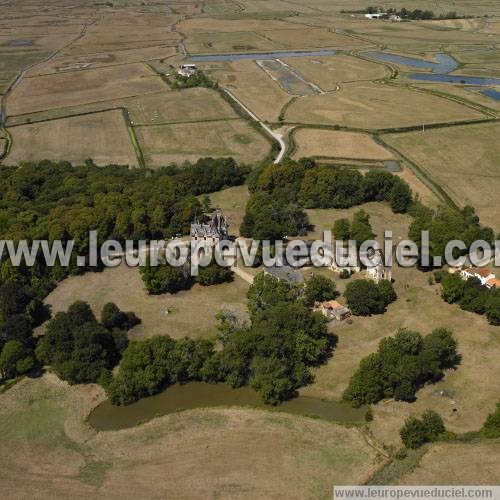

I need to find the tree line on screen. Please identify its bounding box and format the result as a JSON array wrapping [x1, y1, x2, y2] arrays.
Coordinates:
[[240, 160, 413, 240]]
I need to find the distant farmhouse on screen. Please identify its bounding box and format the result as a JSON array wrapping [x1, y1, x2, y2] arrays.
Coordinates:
[[364, 12, 387, 19], [190, 210, 229, 246], [178, 63, 197, 77]]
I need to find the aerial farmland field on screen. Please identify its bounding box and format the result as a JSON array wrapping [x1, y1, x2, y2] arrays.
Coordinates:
[[135, 118, 270, 166], [285, 82, 486, 129], [6, 110, 138, 167], [292, 129, 395, 160], [384, 122, 500, 232]]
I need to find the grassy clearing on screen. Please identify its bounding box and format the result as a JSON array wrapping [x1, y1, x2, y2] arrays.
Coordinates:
[[136, 118, 270, 167], [43, 264, 250, 340], [293, 129, 394, 160], [0, 375, 382, 498], [7, 63, 166, 115], [384, 122, 500, 232], [285, 83, 486, 129], [5, 110, 138, 167]]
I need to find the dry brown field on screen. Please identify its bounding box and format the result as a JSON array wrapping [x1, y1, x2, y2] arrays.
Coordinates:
[[28, 46, 178, 76], [6, 63, 166, 115], [384, 122, 500, 232], [285, 55, 388, 91], [135, 118, 270, 167], [0, 375, 381, 499], [178, 17, 298, 33], [127, 87, 237, 125], [6, 110, 138, 167], [285, 83, 486, 129], [397, 441, 500, 485], [206, 59, 291, 122], [292, 129, 394, 160]]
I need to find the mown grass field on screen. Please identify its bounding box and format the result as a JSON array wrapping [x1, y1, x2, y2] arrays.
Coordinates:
[[127, 87, 237, 125], [6, 110, 138, 167], [384, 122, 500, 232], [7, 63, 166, 115], [285, 83, 486, 129], [292, 129, 394, 160], [397, 441, 500, 484], [135, 118, 270, 166]]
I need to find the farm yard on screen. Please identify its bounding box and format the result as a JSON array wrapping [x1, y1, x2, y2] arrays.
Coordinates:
[[2, 0, 500, 495]]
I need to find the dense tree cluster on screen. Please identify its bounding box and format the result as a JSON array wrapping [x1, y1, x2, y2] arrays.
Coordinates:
[[206, 274, 335, 404], [106, 336, 215, 405], [400, 410, 446, 449], [0, 282, 50, 382], [333, 210, 375, 245], [409, 205, 494, 264], [241, 162, 412, 239], [344, 279, 396, 315], [303, 275, 338, 307], [35, 301, 137, 384], [168, 69, 217, 90], [140, 256, 234, 294], [343, 328, 460, 406], [437, 272, 500, 326]]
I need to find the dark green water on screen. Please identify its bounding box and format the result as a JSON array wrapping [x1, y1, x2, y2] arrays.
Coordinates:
[[88, 382, 365, 431]]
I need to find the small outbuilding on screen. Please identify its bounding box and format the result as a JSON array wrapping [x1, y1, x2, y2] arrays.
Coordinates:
[[314, 300, 351, 321]]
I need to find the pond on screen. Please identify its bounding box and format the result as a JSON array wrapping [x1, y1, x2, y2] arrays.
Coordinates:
[[88, 382, 365, 431], [409, 73, 500, 86], [363, 51, 459, 74], [480, 88, 500, 101], [188, 49, 336, 62], [364, 51, 500, 88]]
